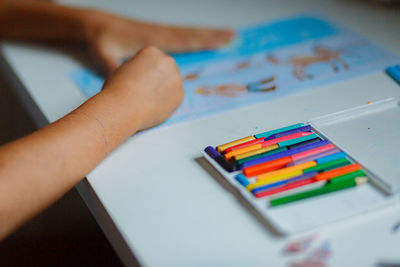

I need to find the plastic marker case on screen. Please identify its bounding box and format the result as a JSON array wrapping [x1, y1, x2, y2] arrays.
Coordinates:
[[202, 98, 400, 235]]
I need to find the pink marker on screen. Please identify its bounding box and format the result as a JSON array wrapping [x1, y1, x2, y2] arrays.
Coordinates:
[[287, 148, 341, 166], [290, 144, 336, 162], [261, 132, 313, 147]]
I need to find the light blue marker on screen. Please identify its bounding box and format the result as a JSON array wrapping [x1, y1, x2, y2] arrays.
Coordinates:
[[235, 174, 250, 187], [316, 151, 347, 164]]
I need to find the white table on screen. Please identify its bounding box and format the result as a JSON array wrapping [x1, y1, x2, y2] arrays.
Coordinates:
[[1, 1, 400, 266]]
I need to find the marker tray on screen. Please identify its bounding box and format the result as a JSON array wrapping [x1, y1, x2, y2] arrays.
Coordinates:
[[202, 98, 400, 235]]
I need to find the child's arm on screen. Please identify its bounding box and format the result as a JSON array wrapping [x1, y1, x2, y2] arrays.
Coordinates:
[[0, 46, 183, 240], [0, 0, 234, 73]]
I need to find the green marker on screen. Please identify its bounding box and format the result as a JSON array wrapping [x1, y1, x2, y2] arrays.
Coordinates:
[[254, 123, 305, 139], [304, 157, 350, 173], [270, 177, 368, 207], [278, 133, 318, 147], [329, 170, 366, 184]]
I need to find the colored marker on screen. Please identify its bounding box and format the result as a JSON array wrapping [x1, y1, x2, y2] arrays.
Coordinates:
[[269, 177, 368, 207], [226, 133, 314, 160], [224, 143, 263, 160], [217, 136, 255, 152], [235, 173, 250, 186], [291, 144, 336, 161], [224, 138, 265, 153], [255, 123, 305, 139], [267, 180, 326, 200], [315, 151, 347, 164], [247, 169, 304, 191], [254, 178, 323, 198], [251, 171, 318, 194], [329, 169, 366, 184], [261, 132, 314, 147], [287, 148, 341, 166], [204, 146, 220, 159], [236, 146, 287, 166], [243, 156, 292, 177], [241, 139, 330, 168], [264, 125, 312, 141], [304, 158, 351, 174], [234, 144, 278, 161], [278, 133, 319, 147], [243, 144, 334, 177], [314, 163, 362, 181], [204, 146, 236, 172], [258, 161, 317, 180], [286, 137, 322, 150]]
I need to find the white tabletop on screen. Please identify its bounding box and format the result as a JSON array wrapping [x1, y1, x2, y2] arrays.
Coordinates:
[[2, 1, 400, 266]]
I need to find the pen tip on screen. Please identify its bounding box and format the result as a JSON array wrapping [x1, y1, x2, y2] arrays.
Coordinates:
[[355, 177, 368, 185]]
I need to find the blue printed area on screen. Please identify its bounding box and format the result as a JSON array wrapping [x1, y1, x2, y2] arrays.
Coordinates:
[[173, 17, 335, 66], [70, 69, 104, 98], [70, 14, 400, 128], [386, 65, 400, 85]]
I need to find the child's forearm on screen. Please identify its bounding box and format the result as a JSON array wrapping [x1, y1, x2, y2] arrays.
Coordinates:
[[0, 46, 183, 240], [0, 88, 139, 239], [0, 0, 94, 44]]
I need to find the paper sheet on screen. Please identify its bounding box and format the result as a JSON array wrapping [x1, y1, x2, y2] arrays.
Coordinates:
[[70, 14, 400, 126]]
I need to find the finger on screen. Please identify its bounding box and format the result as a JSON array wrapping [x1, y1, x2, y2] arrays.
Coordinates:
[[153, 26, 235, 52], [98, 51, 121, 75]]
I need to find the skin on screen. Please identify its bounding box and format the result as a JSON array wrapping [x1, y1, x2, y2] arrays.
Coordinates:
[[0, 46, 183, 240], [0, 1, 234, 239], [0, 0, 234, 73]]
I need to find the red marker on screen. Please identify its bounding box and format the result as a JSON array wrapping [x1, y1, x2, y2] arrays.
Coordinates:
[[254, 178, 315, 198]]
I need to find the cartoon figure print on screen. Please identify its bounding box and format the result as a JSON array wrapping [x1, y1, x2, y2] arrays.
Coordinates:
[[196, 76, 276, 97], [268, 46, 349, 80]]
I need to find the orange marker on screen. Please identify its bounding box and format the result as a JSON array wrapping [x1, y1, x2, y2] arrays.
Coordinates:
[[261, 132, 313, 147], [243, 156, 292, 177], [216, 136, 255, 153], [315, 163, 361, 181], [224, 143, 262, 160], [234, 144, 279, 161], [224, 138, 265, 153]]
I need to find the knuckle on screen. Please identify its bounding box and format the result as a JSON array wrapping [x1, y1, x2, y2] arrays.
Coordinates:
[[140, 45, 162, 56]]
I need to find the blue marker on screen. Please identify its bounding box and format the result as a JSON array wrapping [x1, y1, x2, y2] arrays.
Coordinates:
[[235, 174, 250, 187]]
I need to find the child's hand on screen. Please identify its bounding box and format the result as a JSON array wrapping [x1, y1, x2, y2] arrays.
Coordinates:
[[85, 10, 234, 73], [102, 46, 184, 131]]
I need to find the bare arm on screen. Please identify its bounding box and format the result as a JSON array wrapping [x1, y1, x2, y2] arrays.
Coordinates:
[[0, 46, 183, 240], [0, 0, 234, 73]]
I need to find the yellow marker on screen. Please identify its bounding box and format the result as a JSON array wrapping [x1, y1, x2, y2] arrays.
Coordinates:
[[217, 136, 255, 153], [224, 143, 262, 160], [234, 144, 279, 161], [247, 169, 303, 191], [258, 161, 317, 181]]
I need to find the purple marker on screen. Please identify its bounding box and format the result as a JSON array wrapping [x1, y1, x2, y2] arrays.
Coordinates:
[[204, 146, 220, 159], [204, 146, 236, 172], [264, 125, 312, 141], [240, 139, 330, 169]]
